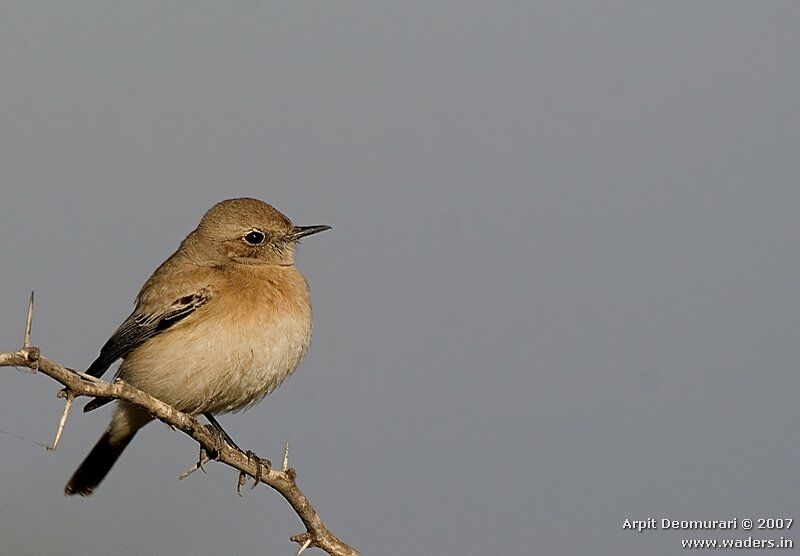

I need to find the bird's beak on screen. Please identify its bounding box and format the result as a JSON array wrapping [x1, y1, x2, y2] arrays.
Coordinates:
[[291, 225, 332, 240]]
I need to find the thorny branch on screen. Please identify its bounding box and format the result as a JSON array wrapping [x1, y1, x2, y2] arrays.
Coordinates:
[[0, 294, 360, 556]]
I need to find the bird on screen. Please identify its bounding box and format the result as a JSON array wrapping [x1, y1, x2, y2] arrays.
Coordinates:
[[64, 198, 330, 496]]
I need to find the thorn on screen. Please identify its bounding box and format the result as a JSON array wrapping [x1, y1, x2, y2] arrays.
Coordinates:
[[23, 291, 34, 348], [179, 447, 210, 480], [48, 390, 75, 451], [282, 438, 290, 471], [297, 538, 312, 555]]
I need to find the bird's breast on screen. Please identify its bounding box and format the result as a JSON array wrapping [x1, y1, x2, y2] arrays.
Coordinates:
[[120, 267, 313, 414]]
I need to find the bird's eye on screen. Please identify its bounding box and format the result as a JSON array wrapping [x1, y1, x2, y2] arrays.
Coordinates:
[[243, 230, 266, 245]]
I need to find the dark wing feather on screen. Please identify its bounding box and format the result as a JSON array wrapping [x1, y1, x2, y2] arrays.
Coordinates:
[[85, 288, 211, 379], [82, 288, 211, 413]]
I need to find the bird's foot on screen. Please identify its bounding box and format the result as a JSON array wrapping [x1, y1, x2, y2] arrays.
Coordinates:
[[202, 423, 228, 458], [237, 450, 271, 496]]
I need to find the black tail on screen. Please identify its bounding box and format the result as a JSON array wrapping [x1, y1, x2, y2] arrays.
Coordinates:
[[83, 396, 113, 413], [64, 430, 136, 496]]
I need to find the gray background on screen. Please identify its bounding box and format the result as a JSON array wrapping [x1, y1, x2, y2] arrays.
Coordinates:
[[1, 3, 798, 555]]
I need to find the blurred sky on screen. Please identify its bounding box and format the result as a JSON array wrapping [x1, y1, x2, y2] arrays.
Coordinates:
[[1, 3, 799, 555]]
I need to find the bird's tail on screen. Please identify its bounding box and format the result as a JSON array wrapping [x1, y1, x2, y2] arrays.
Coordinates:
[[64, 430, 135, 496], [64, 403, 151, 496]]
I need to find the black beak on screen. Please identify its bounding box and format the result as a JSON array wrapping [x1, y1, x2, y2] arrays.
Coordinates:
[[291, 225, 332, 240]]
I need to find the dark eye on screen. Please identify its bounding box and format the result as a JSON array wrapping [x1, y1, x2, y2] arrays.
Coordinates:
[[243, 230, 265, 245]]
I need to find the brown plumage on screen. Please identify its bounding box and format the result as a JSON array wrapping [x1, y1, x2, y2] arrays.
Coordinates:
[[65, 198, 330, 496]]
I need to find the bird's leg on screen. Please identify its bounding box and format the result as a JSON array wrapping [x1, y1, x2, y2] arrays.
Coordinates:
[[180, 414, 230, 480], [201, 413, 271, 495], [203, 412, 242, 451]]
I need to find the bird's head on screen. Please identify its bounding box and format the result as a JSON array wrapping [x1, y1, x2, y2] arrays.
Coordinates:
[[186, 198, 330, 266]]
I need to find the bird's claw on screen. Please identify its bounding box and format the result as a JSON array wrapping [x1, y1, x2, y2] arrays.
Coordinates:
[[250, 450, 271, 489], [236, 450, 271, 495], [236, 469, 247, 497]]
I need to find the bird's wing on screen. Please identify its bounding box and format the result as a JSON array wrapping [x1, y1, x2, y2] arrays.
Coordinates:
[[84, 287, 212, 379]]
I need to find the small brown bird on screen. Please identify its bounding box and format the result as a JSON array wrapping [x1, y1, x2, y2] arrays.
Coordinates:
[[65, 198, 330, 496]]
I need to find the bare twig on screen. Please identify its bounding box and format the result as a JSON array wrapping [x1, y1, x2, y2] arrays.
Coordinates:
[[48, 389, 75, 451], [23, 291, 34, 348], [0, 296, 360, 556], [298, 537, 313, 555], [179, 447, 210, 480], [19, 292, 38, 373]]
